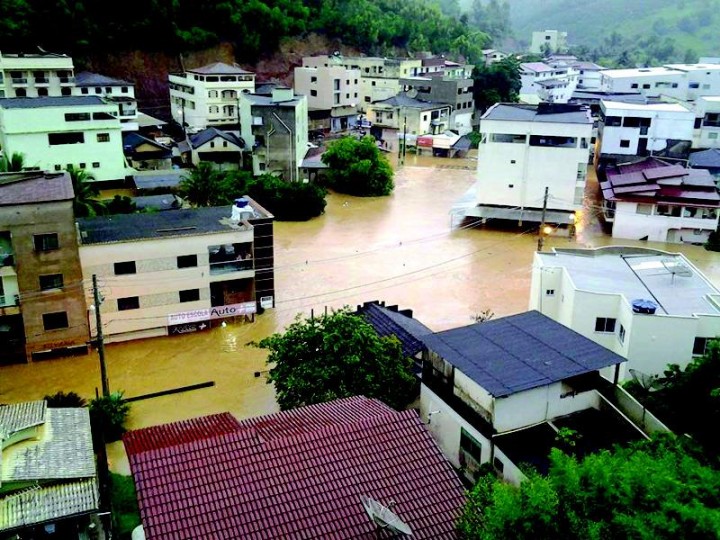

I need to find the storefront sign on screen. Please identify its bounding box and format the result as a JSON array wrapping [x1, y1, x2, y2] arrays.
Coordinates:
[[167, 302, 257, 326], [417, 135, 434, 148], [169, 321, 209, 335]]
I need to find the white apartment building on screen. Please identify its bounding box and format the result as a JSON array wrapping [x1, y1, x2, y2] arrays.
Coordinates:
[[72, 72, 138, 132], [294, 64, 360, 132], [531, 246, 720, 380], [597, 100, 695, 158], [366, 94, 452, 138], [692, 96, 720, 149], [77, 202, 275, 342], [573, 61, 605, 90], [481, 49, 508, 67], [0, 51, 75, 98], [530, 30, 568, 54], [519, 62, 578, 104], [600, 158, 720, 244], [464, 103, 592, 224], [239, 87, 308, 181], [600, 63, 720, 101], [0, 96, 127, 182], [169, 62, 256, 132]]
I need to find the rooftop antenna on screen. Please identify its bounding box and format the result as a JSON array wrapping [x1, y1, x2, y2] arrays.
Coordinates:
[[661, 257, 693, 284], [629, 368, 662, 429], [360, 496, 412, 536]]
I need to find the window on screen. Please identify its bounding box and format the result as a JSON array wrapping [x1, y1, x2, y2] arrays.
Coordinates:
[[15, 88, 26, 97], [39, 274, 63, 290], [117, 296, 140, 311], [223, 141, 228, 148], [81, 87, 89, 95], [619, 324, 626, 344], [114, 261, 136, 275], [93, 112, 114, 120], [619, 139, 631, 148], [310, 76, 317, 83], [546, 289, 555, 296], [179, 289, 200, 303], [61, 87, 71, 96], [310, 90, 317, 97], [97, 133, 110, 143], [92, 162, 100, 168], [79, 163, 86, 169], [493, 457, 505, 473], [529, 135, 577, 148], [54, 164, 62, 171], [208, 90, 218, 98], [121, 86, 128, 93], [48, 132, 84, 145], [604, 116, 621, 127], [491, 133, 526, 144], [580, 138, 588, 149], [364, 96, 371, 103], [210, 141, 215, 148], [637, 203, 653, 215], [65, 112, 91, 121], [595, 317, 616, 333], [43, 312, 68, 331], [689, 82, 700, 89], [642, 84, 651, 89], [105, 86, 112, 93], [459, 429, 482, 463], [177, 254, 198, 268], [693, 337, 712, 356], [710, 132, 719, 140], [34, 233, 59, 252], [37, 88, 48, 96]]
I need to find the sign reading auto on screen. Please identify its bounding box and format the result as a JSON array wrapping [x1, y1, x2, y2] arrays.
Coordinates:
[[167, 301, 257, 326]]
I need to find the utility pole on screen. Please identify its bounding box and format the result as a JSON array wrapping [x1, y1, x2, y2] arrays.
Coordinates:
[[402, 113, 407, 164], [92, 274, 110, 397], [537, 186, 549, 252]]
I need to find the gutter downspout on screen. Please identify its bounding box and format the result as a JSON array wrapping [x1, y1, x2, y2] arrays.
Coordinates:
[[272, 112, 294, 182]]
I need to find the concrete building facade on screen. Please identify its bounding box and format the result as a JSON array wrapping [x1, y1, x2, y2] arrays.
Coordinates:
[[294, 64, 360, 133], [530, 30, 568, 54], [0, 51, 75, 98], [400, 75, 475, 135], [0, 171, 89, 363], [72, 72, 138, 131]]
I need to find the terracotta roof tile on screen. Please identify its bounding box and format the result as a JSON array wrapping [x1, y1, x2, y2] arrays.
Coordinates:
[[125, 397, 465, 539]]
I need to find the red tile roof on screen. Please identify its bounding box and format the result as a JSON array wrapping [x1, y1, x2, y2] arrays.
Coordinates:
[[124, 397, 465, 539]]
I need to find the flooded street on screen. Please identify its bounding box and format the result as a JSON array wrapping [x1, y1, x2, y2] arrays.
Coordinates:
[[2, 153, 720, 472]]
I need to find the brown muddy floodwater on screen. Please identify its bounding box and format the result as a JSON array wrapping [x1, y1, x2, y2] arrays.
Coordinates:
[[2, 153, 720, 472]]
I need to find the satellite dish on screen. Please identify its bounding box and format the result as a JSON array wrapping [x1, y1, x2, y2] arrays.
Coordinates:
[[360, 496, 413, 536], [628, 369, 661, 392], [661, 257, 693, 278], [406, 89, 418, 99]]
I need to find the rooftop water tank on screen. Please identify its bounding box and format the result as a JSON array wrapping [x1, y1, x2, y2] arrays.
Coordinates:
[[632, 299, 657, 314]]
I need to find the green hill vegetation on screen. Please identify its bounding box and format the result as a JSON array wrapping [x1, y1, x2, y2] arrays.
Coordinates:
[[505, 0, 720, 62]]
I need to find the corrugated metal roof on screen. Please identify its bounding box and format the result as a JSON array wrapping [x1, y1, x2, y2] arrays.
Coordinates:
[[124, 397, 465, 539], [189, 127, 244, 149], [690, 148, 720, 168], [420, 311, 623, 397], [0, 96, 107, 109], [0, 401, 46, 438], [0, 479, 99, 532], [482, 103, 591, 124], [358, 303, 432, 358], [75, 71, 132, 87]]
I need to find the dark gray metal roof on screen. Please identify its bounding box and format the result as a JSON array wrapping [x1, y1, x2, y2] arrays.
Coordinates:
[[482, 103, 592, 124], [188, 62, 253, 75], [689, 148, 720, 168], [132, 171, 185, 190], [0, 96, 106, 109], [77, 206, 264, 245], [374, 94, 444, 109], [189, 127, 244, 149], [75, 71, 132, 87], [420, 310, 623, 397], [358, 302, 432, 359]]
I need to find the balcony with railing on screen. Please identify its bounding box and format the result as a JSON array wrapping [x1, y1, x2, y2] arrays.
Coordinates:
[[208, 243, 254, 276], [34, 76, 50, 85], [58, 76, 75, 84], [11, 78, 28, 85], [0, 294, 19, 308]]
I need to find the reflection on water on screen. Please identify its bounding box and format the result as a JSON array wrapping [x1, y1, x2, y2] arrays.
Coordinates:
[[2, 156, 720, 444]]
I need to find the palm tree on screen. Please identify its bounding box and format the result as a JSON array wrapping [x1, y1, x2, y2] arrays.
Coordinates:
[[67, 165, 106, 217], [178, 162, 221, 207], [0, 152, 26, 172]]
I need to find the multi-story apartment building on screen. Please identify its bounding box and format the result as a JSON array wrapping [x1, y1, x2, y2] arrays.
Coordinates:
[[0, 51, 75, 98], [0, 96, 128, 182], [530, 30, 568, 54], [599, 157, 719, 244], [600, 63, 720, 101], [0, 171, 89, 363], [400, 72, 475, 135], [239, 87, 308, 181], [169, 62, 256, 132], [77, 199, 275, 343], [530, 246, 720, 380], [463, 103, 592, 225], [366, 95, 452, 140], [294, 63, 360, 132], [72, 72, 138, 131], [692, 96, 720, 149], [597, 100, 695, 160], [519, 62, 578, 104]]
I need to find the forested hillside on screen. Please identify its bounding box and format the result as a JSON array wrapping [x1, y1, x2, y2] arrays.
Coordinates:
[[506, 0, 720, 60], [0, 0, 489, 64]]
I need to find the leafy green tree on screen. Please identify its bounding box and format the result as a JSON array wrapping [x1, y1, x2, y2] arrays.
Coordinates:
[[105, 195, 138, 215], [258, 309, 418, 410], [458, 436, 720, 540], [472, 57, 521, 113], [67, 165, 106, 217], [44, 391, 87, 408], [322, 136, 394, 197], [89, 391, 131, 442], [179, 162, 222, 207], [0, 151, 25, 172], [705, 228, 720, 252]]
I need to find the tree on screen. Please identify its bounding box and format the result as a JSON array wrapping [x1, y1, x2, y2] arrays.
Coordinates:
[[458, 436, 720, 540], [321, 136, 394, 196], [472, 57, 521, 113], [89, 391, 131, 442], [44, 391, 87, 407], [257, 309, 418, 410], [105, 195, 137, 215], [67, 165, 105, 217], [0, 151, 25, 172], [179, 162, 223, 207]]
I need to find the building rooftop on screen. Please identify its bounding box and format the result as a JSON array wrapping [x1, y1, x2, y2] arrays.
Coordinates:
[[0, 96, 107, 109], [690, 148, 720, 168], [537, 246, 720, 317], [601, 100, 692, 113], [601, 157, 720, 206], [600, 66, 683, 78], [186, 62, 253, 75], [482, 103, 592, 124], [0, 400, 46, 439], [131, 170, 184, 190], [571, 90, 647, 105], [132, 194, 182, 212], [420, 311, 624, 398], [189, 127, 244, 149], [0, 171, 74, 206], [244, 93, 303, 107], [665, 63, 720, 72], [77, 203, 271, 245], [521, 62, 553, 73], [374, 93, 445, 109], [356, 302, 432, 360], [75, 71, 132, 87], [124, 396, 466, 540]]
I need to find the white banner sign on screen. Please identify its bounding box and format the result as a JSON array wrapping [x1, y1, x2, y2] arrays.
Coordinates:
[[168, 301, 257, 326]]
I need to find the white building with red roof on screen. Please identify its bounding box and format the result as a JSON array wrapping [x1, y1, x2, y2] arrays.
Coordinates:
[[600, 157, 720, 243], [124, 396, 466, 539]]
